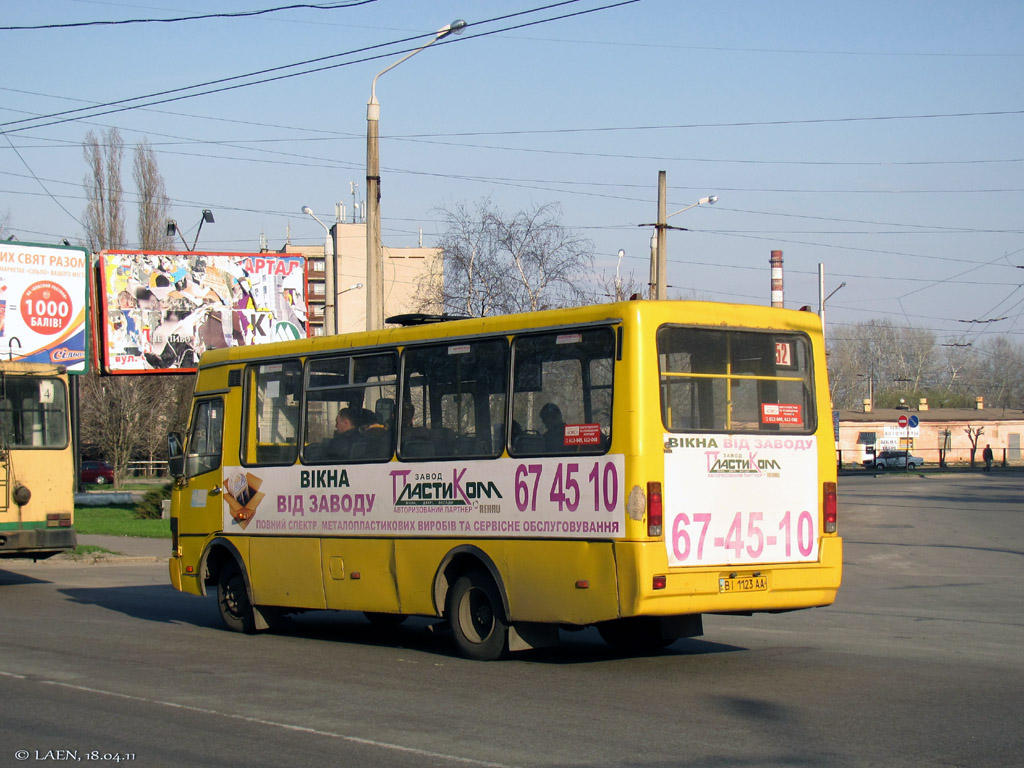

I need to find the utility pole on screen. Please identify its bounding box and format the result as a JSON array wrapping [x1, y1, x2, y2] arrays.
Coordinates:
[[641, 171, 717, 300], [655, 171, 667, 299], [365, 103, 383, 331]]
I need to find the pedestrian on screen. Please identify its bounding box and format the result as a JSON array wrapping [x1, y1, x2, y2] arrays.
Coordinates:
[[982, 443, 994, 472]]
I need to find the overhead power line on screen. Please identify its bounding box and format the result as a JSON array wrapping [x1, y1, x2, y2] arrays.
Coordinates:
[[0, 1, 379, 31]]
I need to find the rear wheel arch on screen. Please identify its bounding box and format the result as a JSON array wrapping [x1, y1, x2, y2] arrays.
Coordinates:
[[432, 545, 510, 621]]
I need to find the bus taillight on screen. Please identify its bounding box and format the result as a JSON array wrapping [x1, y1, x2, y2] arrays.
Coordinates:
[[647, 482, 663, 537], [823, 482, 837, 533]]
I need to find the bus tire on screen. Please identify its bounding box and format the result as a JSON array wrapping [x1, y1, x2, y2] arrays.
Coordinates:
[[217, 563, 256, 634], [447, 570, 509, 661], [597, 617, 673, 654]]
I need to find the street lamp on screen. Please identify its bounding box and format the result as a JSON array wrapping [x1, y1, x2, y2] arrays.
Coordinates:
[[302, 206, 338, 335], [666, 195, 718, 220], [366, 19, 467, 331], [166, 209, 215, 251]]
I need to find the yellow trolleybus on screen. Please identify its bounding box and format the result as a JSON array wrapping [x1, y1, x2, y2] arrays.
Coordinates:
[[167, 300, 841, 659], [0, 362, 76, 559]]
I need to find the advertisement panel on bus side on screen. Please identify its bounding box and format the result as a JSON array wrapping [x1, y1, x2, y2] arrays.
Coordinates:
[[0, 242, 89, 372], [99, 250, 307, 373], [211, 455, 626, 539], [663, 434, 820, 567]]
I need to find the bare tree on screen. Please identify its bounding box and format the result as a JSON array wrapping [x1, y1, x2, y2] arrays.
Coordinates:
[[133, 138, 173, 251], [417, 199, 593, 316], [83, 128, 126, 251], [827, 320, 940, 409], [79, 374, 157, 484], [78, 373, 195, 483], [964, 425, 984, 468]]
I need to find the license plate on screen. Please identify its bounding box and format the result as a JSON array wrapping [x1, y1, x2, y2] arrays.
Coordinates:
[[719, 575, 768, 593]]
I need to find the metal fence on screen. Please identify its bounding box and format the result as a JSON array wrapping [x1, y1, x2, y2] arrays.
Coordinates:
[[838, 446, 1012, 470]]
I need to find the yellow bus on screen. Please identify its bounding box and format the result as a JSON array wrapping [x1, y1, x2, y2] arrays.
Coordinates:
[[167, 300, 841, 659], [0, 362, 76, 559]]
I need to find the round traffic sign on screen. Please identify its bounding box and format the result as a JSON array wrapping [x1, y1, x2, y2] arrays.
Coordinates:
[[897, 414, 909, 428]]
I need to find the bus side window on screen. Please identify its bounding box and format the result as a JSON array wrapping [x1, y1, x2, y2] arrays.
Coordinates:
[[303, 352, 397, 464], [510, 328, 615, 457], [186, 399, 224, 478], [399, 339, 508, 461], [243, 361, 302, 466]]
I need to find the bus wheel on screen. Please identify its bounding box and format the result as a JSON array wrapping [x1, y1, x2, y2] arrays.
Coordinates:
[[217, 563, 256, 634], [447, 570, 509, 661], [363, 612, 408, 628], [597, 617, 673, 654]]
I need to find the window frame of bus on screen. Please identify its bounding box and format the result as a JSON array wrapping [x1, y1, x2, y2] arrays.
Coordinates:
[[302, 351, 398, 464], [657, 326, 816, 435], [509, 326, 615, 457], [185, 397, 224, 478], [0, 374, 70, 449], [398, 337, 509, 461], [240, 360, 303, 466]]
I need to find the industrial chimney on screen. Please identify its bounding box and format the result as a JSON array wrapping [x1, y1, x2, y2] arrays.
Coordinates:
[[770, 250, 784, 307]]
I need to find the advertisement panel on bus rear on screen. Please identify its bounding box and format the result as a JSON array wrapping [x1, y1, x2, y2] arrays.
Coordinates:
[[213, 455, 625, 539], [663, 434, 820, 567]]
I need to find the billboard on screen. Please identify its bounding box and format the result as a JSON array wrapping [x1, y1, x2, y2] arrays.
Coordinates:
[[99, 251, 307, 373], [0, 241, 89, 373]]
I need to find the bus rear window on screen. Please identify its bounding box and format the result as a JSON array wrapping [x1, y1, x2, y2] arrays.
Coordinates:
[[0, 376, 68, 449], [658, 327, 814, 434]]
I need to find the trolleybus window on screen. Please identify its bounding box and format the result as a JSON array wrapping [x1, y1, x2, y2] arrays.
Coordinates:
[[303, 352, 398, 463], [399, 338, 508, 460], [510, 328, 614, 456], [0, 375, 68, 449], [243, 360, 302, 465], [658, 327, 814, 433]]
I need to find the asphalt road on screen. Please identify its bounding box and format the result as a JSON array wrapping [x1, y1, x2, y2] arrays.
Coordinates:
[[1, 473, 1021, 767]]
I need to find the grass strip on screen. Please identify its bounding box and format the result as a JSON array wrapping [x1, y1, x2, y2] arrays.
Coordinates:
[[74, 504, 171, 538]]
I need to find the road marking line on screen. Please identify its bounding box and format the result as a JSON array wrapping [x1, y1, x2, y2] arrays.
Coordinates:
[[40, 679, 516, 768]]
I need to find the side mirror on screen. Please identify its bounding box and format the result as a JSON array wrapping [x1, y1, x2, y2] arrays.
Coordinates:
[[167, 432, 185, 478]]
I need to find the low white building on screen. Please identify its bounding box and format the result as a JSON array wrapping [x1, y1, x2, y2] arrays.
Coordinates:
[[836, 398, 1024, 467]]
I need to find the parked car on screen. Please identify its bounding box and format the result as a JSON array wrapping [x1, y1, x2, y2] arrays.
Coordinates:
[[864, 450, 924, 470], [80, 460, 115, 485]]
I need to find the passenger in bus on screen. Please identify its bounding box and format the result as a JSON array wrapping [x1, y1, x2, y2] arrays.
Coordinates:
[[325, 407, 361, 459], [400, 401, 435, 457], [359, 407, 392, 459], [540, 402, 566, 452]]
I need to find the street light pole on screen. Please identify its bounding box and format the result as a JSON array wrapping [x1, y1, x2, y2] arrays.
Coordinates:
[[365, 19, 466, 331], [640, 171, 717, 300], [302, 206, 337, 335], [655, 171, 667, 300], [615, 249, 625, 301], [818, 262, 846, 347]]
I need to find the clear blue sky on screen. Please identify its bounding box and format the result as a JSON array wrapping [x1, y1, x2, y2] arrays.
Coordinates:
[[2, 0, 1022, 345]]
